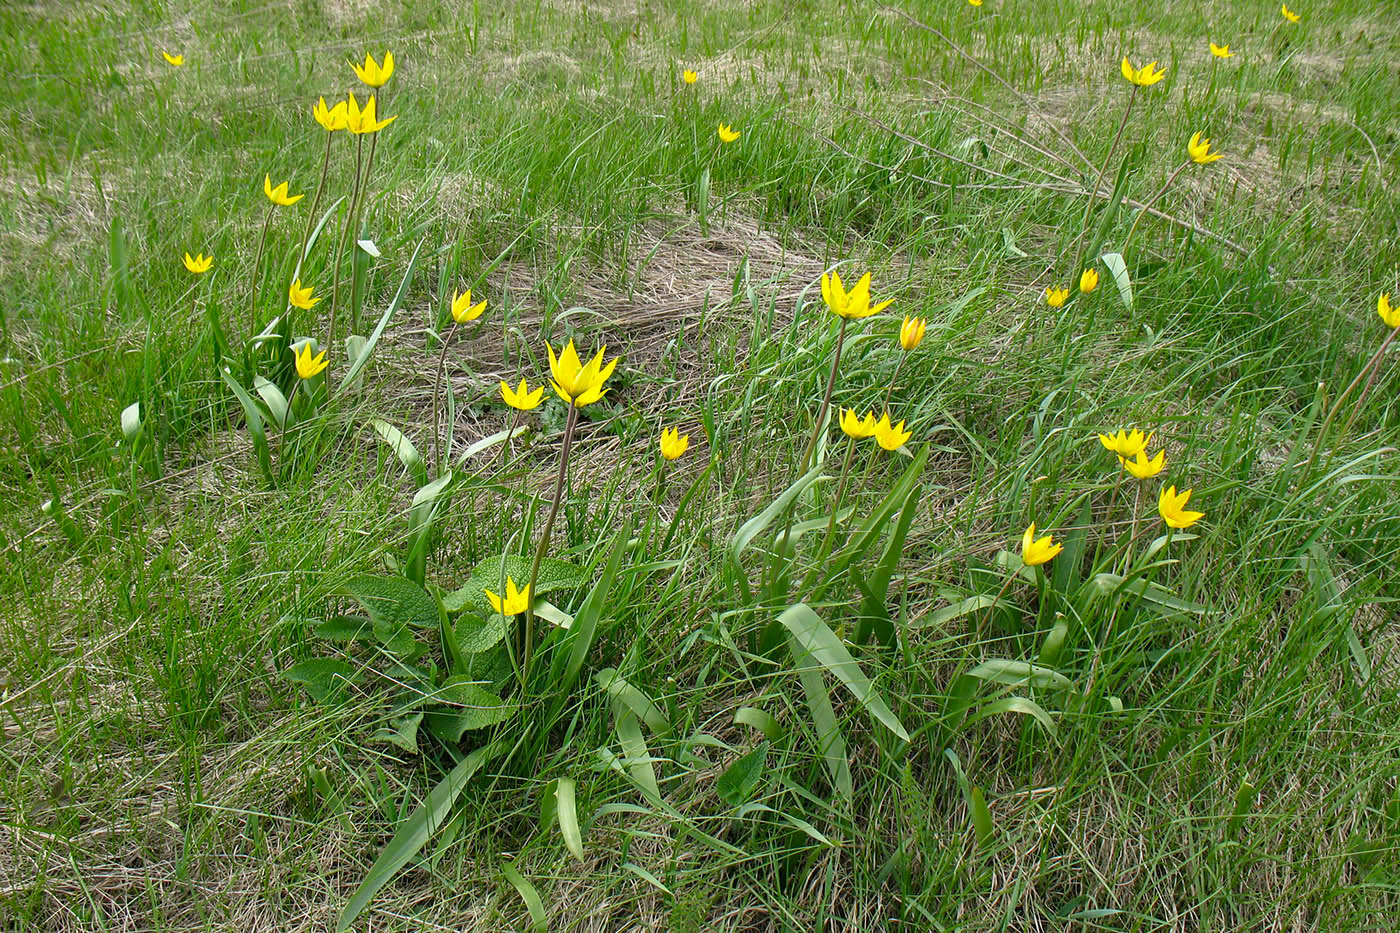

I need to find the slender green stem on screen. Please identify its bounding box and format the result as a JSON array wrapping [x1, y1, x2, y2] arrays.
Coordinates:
[[431, 322, 459, 477], [977, 570, 1019, 643], [813, 436, 858, 570], [882, 350, 907, 411], [1122, 160, 1190, 254], [1339, 327, 1400, 436], [798, 315, 850, 475], [1073, 86, 1136, 274], [329, 134, 364, 360], [523, 402, 578, 685], [297, 132, 334, 283], [349, 131, 380, 336], [1306, 325, 1400, 476], [248, 205, 274, 336]]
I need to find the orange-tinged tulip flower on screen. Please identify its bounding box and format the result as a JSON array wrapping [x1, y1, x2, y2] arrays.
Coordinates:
[[1021, 523, 1063, 566], [500, 378, 545, 411], [1158, 484, 1204, 529], [660, 427, 690, 460]]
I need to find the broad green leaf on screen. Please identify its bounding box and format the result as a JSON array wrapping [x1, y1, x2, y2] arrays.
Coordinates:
[[553, 777, 584, 863], [614, 707, 660, 802], [965, 695, 1058, 739], [791, 632, 852, 799], [969, 786, 994, 849], [549, 522, 630, 720], [532, 599, 573, 630], [284, 658, 358, 703], [728, 465, 827, 565], [340, 575, 438, 630], [1100, 252, 1133, 309], [219, 369, 274, 485], [821, 444, 930, 594], [254, 375, 290, 430], [717, 743, 768, 807], [456, 424, 530, 465], [424, 679, 513, 742], [734, 706, 784, 742], [405, 471, 454, 585], [965, 658, 1073, 691], [368, 711, 423, 754], [596, 668, 669, 734], [315, 615, 374, 642], [337, 238, 423, 395], [779, 603, 910, 742], [371, 419, 428, 487], [336, 742, 503, 932], [499, 860, 547, 933], [1038, 617, 1069, 669], [454, 613, 507, 654], [1091, 573, 1209, 615], [913, 594, 999, 629], [443, 554, 587, 614], [623, 862, 672, 895]]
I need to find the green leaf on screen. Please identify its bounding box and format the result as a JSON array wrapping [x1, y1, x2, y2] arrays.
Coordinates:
[[965, 658, 1073, 691], [219, 369, 274, 485], [337, 238, 423, 396], [1100, 251, 1133, 309], [499, 860, 547, 932], [371, 419, 428, 488], [454, 612, 508, 655], [613, 707, 660, 802], [789, 629, 852, 799], [283, 658, 358, 703], [1091, 573, 1209, 616], [336, 742, 503, 932], [913, 594, 999, 629], [549, 521, 631, 721], [853, 473, 921, 644], [456, 424, 532, 465], [1038, 617, 1069, 669], [315, 615, 375, 642], [340, 574, 439, 631], [728, 465, 828, 566], [717, 743, 768, 807], [368, 711, 423, 754], [596, 668, 670, 734], [969, 786, 995, 850], [734, 706, 784, 742], [821, 444, 929, 595], [254, 375, 290, 430], [965, 695, 1058, 739], [405, 471, 454, 586], [424, 678, 513, 742], [552, 777, 585, 863], [779, 602, 910, 742]]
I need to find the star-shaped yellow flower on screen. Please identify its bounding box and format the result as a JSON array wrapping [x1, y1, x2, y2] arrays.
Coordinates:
[[264, 174, 304, 207], [547, 340, 618, 407], [1098, 428, 1153, 458], [1281, 4, 1300, 24], [288, 278, 320, 310], [717, 123, 741, 143], [682, 69, 698, 84], [293, 342, 329, 379], [660, 427, 690, 460], [1158, 485, 1204, 529], [1120, 448, 1166, 479], [1188, 131, 1224, 165], [162, 52, 184, 67], [1045, 286, 1069, 308], [1021, 523, 1063, 566], [450, 289, 487, 323], [314, 96, 348, 132], [820, 270, 893, 319], [345, 93, 397, 135], [840, 408, 877, 439], [1209, 43, 1234, 59], [351, 51, 395, 88], [500, 378, 545, 411], [873, 412, 911, 452], [1379, 293, 1398, 329], [183, 252, 213, 275], [1080, 268, 1099, 294], [484, 577, 531, 616], [1121, 57, 1166, 87]]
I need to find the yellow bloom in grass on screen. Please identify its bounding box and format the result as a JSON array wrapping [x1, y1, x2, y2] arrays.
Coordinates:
[[293, 342, 329, 380], [500, 378, 545, 411], [840, 408, 877, 439], [1120, 448, 1166, 479], [162, 52, 184, 67], [351, 51, 395, 88], [313, 96, 348, 132], [682, 69, 698, 84], [660, 427, 690, 460], [873, 412, 911, 451], [1158, 484, 1204, 529], [1188, 131, 1224, 165], [183, 252, 213, 275], [821, 270, 893, 319], [1045, 286, 1069, 308], [547, 340, 618, 407], [345, 93, 397, 135], [1210, 43, 1234, 59], [288, 278, 320, 310], [899, 315, 927, 351], [264, 174, 304, 207], [1099, 428, 1153, 458], [717, 123, 741, 143], [1080, 268, 1099, 294], [450, 289, 487, 323], [1281, 4, 1300, 23], [968, 0, 983, 6], [1378, 293, 1398, 328], [484, 577, 531, 616], [1021, 523, 1063, 567], [1120, 57, 1166, 87]]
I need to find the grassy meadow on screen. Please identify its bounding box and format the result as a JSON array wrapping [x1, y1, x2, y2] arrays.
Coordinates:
[[3, 0, 1400, 929]]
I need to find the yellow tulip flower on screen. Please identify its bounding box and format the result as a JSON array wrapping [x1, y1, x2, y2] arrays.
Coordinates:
[[1120, 57, 1166, 87], [351, 51, 395, 88], [162, 52, 184, 67], [717, 123, 741, 143], [899, 315, 927, 351], [500, 378, 545, 411], [682, 69, 698, 84], [1079, 268, 1099, 294], [547, 340, 618, 407], [484, 577, 531, 616], [1020, 523, 1063, 566], [968, 0, 983, 6], [264, 174, 304, 207], [313, 96, 349, 132], [1045, 286, 1069, 308], [345, 93, 397, 135], [450, 289, 487, 324], [660, 427, 690, 460], [1188, 131, 1224, 165], [821, 270, 893, 320], [873, 412, 911, 451], [1377, 293, 1397, 328], [1120, 448, 1166, 479], [1209, 43, 1234, 59], [1098, 428, 1153, 458], [288, 278, 320, 310], [293, 342, 329, 380], [840, 408, 877, 439], [1158, 484, 1204, 529], [1281, 4, 1300, 23], [183, 252, 213, 275]]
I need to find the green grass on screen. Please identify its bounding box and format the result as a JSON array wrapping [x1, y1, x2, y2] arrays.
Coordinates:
[[3, 0, 1399, 929]]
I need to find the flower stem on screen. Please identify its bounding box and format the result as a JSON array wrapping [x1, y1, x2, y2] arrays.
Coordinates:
[[1074, 86, 1137, 274], [329, 134, 364, 361], [248, 205, 274, 337], [1121, 160, 1190, 254], [813, 436, 858, 569], [297, 132, 334, 284], [349, 132, 380, 336], [977, 570, 1019, 642], [882, 350, 907, 411], [1306, 325, 1400, 476], [523, 402, 578, 684], [431, 322, 459, 477], [798, 316, 850, 475]]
